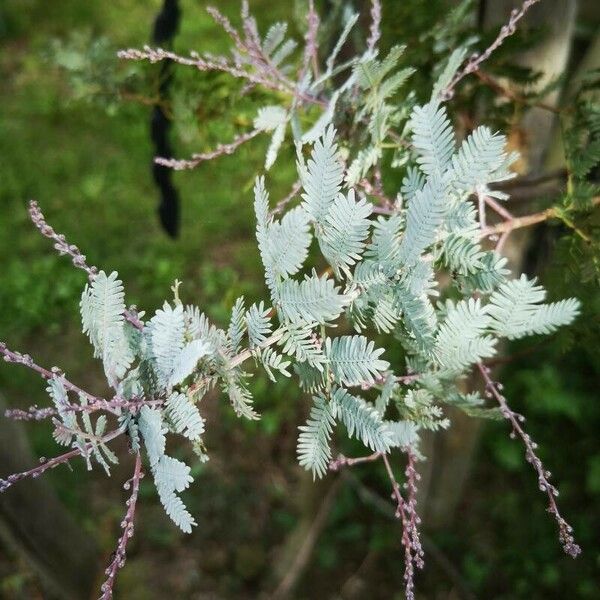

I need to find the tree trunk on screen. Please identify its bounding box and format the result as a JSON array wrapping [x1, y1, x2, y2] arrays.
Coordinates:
[[0, 393, 99, 600]]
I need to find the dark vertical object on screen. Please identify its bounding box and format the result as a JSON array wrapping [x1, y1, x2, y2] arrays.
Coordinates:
[[151, 0, 181, 238]]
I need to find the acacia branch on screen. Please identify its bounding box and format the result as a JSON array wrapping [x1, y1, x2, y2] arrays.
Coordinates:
[[442, 0, 541, 99], [481, 196, 600, 238], [0, 427, 124, 494], [0, 342, 109, 406], [155, 129, 262, 171], [366, 0, 382, 54], [28, 200, 144, 331], [477, 363, 581, 558], [100, 452, 144, 599], [5, 396, 161, 422]]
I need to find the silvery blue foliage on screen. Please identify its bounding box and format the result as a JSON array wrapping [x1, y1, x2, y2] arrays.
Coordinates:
[[66, 93, 580, 534], [1, 4, 585, 596]]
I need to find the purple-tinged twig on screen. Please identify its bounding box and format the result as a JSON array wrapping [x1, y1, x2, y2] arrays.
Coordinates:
[[122, 308, 145, 332], [1, 342, 106, 405], [5, 406, 55, 421], [366, 0, 382, 54], [119, 46, 286, 93], [300, 0, 320, 80], [28, 201, 98, 279], [442, 0, 541, 100], [206, 6, 245, 56], [155, 129, 261, 170], [240, 1, 266, 66], [0, 448, 82, 493], [358, 178, 394, 210], [477, 363, 581, 558], [271, 180, 302, 216], [100, 452, 143, 600], [0, 427, 124, 494], [403, 449, 424, 571], [480, 195, 515, 253], [5, 396, 162, 422], [485, 195, 513, 221], [329, 451, 381, 472], [359, 372, 421, 392], [331, 450, 424, 600], [27, 201, 144, 331], [381, 453, 421, 600]]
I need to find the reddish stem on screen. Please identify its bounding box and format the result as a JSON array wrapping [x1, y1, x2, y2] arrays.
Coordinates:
[[477, 363, 581, 558], [442, 0, 541, 99], [100, 452, 144, 599], [0, 427, 123, 493], [0, 342, 107, 405], [28, 200, 98, 280]]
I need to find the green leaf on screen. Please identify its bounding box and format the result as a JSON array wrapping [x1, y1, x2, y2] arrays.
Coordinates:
[[276, 273, 349, 324], [330, 387, 392, 452], [300, 126, 344, 224], [325, 335, 389, 386], [297, 396, 335, 479]]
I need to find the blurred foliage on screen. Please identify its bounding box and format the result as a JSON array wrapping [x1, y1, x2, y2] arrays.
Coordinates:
[[0, 0, 599, 598]]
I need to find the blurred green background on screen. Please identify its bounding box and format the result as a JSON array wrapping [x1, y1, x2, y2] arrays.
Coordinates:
[[0, 1, 598, 598]]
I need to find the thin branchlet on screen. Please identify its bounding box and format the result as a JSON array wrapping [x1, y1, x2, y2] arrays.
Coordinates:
[[5, 397, 161, 422], [100, 452, 144, 599], [403, 449, 424, 571], [118, 46, 286, 93], [300, 0, 320, 80], [271, 180, 302, 217], [27, 202, 144, 331], [1, 341, 107, 405], [477, 363, 581, 558], [0, 427, 123, 494], [155, 129, 261, 170], [381, 453, 422, 600], [442, 0, 541, 99], [28, 200, 98, 279], [329, 451, 381, 471], [366, 0, 382, 54], [330, 451, 424, 600]]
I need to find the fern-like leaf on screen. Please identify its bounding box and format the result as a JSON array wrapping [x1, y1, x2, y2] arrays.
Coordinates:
[[397, 175, 447, 268], [254, 177, 312, 291], [227, 296, 247, 354], [80, 270, 133, 385], [246, 301, 272, 348], [148, 302, 185, 390], [435, 299, 496, 371], [410, 101, 455, 176], [164, 392, 205, 440], [138, 406, 166, 468], [300, 125, 344, 224], [257, 347, 291, 381], [330, 387, 392, 452], [169, 339, 211, 388], [276, 272, 348, 324], [297, 395, 335, 479], [319, 189, 373, 276], [278, 322, 327, 369], [450, 126, 517, 192], [488, 275, 580, 339], [325, 335, 389, 386]]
